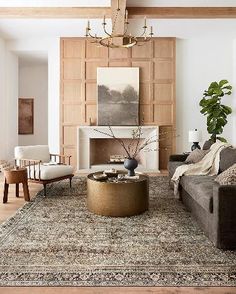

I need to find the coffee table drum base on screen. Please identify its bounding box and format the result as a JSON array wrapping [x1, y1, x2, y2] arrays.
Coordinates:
[[87, 178, 149, 217]]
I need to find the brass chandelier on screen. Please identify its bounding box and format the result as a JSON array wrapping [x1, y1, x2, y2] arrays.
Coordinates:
[[85, 1, 154, 49]]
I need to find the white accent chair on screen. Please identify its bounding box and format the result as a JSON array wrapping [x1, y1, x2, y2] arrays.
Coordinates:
[[14, 145, 74, 196]]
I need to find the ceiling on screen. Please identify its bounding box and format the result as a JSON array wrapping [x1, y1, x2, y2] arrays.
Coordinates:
[[1, 0, 236, 66], [1, 0, 236, 7]]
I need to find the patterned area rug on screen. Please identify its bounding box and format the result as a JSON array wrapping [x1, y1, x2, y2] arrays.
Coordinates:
[[0, 176, 235, 286]]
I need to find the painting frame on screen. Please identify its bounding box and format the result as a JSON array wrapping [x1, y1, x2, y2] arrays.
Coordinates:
[[97, 67, 139, 126], [18, 98, 34, 135]]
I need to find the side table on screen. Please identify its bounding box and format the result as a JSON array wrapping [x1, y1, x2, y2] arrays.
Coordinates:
[[3, 168, 30, 203]]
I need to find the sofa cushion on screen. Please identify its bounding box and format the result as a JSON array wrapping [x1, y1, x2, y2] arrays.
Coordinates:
[[180, 175, 218, 213], [215, 163, 236, 185], [15, 145, 50, 163], [185, 149, 209, 164], [168, 161, 185, 178], [219, 147, 236, 173], [27, 164, 74, 180]]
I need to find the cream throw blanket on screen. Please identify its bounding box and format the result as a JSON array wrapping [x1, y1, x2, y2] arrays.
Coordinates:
[[171, 140, 231, 197]]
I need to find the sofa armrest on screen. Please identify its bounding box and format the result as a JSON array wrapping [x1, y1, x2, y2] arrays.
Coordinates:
[[213, 184, 236, 249], [169, 154, 188, 162]]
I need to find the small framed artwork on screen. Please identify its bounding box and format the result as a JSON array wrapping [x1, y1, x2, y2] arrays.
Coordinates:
[[18, 98, 34, 134]]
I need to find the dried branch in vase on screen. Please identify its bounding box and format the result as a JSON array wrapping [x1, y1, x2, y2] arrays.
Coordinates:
[[94, 126, 177, 160]]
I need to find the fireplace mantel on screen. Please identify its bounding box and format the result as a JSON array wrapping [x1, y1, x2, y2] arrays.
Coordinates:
[[77, 126, 159, 172]]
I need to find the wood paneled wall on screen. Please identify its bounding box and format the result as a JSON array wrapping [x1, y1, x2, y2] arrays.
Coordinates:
[[60, 37, 176, 169]]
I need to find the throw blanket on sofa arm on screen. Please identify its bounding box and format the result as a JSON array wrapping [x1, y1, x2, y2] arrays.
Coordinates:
[[171, 140, 231, 198]]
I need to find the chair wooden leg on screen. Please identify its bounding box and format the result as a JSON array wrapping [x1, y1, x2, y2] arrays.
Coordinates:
[[43, 184, 47, 196], [3, 181, 9, 203], [23, 182, 30, 202], [16, 183, 19, 197], [69, 177, 72, 188]]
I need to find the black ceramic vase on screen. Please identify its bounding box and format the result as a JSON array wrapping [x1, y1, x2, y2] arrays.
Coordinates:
[[124, 158, 138, 176]]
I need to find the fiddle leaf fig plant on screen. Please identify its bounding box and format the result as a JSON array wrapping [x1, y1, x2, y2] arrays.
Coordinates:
[[199, 80, 232, 143]]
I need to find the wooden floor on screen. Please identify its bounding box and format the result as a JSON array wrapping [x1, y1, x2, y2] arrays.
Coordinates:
[[0, 172, 234, 294], [0, 287, 235, 294]]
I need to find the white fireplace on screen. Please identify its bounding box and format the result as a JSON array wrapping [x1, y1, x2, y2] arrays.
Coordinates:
[[77, 126, 159, 172]]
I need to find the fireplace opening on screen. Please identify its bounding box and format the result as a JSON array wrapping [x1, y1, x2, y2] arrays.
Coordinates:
[[90, 138, 145, 168]]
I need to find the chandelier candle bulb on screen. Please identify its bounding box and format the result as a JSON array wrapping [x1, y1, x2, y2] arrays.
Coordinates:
[[144, 16, 147, 27], [125, 9, 128, 22], [87, 20, 90, 29]]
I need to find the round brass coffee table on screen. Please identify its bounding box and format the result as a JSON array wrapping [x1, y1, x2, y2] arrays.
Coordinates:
[[87, 171, 149, 217]]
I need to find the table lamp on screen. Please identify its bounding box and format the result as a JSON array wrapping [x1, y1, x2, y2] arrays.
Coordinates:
[[188, 129, 202, 151]]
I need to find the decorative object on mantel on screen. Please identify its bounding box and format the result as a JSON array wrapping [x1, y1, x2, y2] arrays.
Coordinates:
[[94, 126, 160, 176], [188, 129, 202, 151], [85, 0, 153, 49], [199, 79, 232, 143], [109, 155, 125, 163], [97, 67, 139, 126]]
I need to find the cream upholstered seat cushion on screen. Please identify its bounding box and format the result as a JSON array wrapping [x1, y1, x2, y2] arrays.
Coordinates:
[[15, 145, 50, 163], [27, 164, 74, 180], [15, 145, 74, 181]]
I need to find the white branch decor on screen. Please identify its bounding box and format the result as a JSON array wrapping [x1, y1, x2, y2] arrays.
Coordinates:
[[94, 125, 175, 160]]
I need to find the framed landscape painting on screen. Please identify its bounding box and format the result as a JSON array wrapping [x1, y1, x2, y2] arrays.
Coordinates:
[[97, 67, 139, 126], [18, 98, 34, 134]]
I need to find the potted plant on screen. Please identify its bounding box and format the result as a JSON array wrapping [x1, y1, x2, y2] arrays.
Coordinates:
[[199, 79, 232, 143]]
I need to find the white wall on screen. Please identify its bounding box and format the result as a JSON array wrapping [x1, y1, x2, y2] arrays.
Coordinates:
[[0, 37, 18, 160], [8, 38, 60, 153], [176, 36, 235, 152], [19, 64, 48, 146]]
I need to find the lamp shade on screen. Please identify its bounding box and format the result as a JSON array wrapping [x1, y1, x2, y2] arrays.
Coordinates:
[[188, 129, 202, 143]]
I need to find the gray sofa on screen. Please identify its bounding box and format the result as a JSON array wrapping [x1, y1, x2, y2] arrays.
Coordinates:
[[168, 145, 236, 250]]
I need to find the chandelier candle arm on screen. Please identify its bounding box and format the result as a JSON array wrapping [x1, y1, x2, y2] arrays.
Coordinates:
[[84, 0, 154, 49]]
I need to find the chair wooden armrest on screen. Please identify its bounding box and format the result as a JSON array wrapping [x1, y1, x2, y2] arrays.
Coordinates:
[[50, 154, 72, 165], [15, 158, 42, 180]]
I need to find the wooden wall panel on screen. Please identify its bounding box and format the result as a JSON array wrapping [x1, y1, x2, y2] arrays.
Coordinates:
[[132, 42, 152, 58], [85, 83, 97, 102], [63, 105, 83, 124], [154, 84, 173, 103], [132, 61, 151, 82], [63, 40, 85, 58], [154, 39, 174, 58], [63, 81, 82, 102], [63, 60, 83, 80], [109, 47, 130, 59], [60, 37, 176, 170], [86, 61, 108, 80], [86, 42, 108, 59], [63, 126, 77, 146]]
